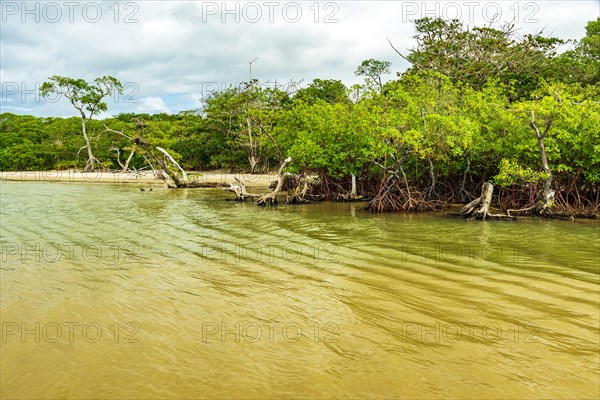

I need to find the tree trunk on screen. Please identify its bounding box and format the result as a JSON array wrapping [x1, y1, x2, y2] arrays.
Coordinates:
[[461, 182, 494, 220], [398, 155, 412, 204], [113, 148, 125, 170], [338, 174, 363, 201], [142, 155, 159, 178], [258, 121, 283, 163], [113, 147, 136, 172], [123, 147, 135, 172], [156, 147, 188, 182], [249, 156, 259, 174], [458, 156, 471, 202], [246, 116, 260, 173], [530, 111, 555, 213], [424, 157, 438, 200], [257, 157, 291, 206], [81, 117, 98, 172], [350, 174, 357, 197], [300, 175, 310, 198]]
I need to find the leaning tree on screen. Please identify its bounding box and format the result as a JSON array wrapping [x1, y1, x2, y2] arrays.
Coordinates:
[[40, 75, 123, 171]]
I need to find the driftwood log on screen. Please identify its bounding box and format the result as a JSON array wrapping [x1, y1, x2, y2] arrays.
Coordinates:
[[227, 157, 292, 205], [257, 157, 291, 206], [226, 177, 261, 201]]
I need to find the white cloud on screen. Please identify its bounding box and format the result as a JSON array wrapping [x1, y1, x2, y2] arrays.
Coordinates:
[[136, 97, 170, 114], [1, 0, 597, 117]]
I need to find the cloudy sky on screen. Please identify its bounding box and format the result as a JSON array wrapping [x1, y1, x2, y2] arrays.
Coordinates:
[[1, 0, 598, 117]]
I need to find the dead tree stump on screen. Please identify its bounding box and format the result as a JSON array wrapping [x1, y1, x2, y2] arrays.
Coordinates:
[[461, 182, 494, 220]]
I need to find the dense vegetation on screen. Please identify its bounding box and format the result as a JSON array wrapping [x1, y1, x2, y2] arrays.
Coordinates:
[[2, 18, 599, 214]]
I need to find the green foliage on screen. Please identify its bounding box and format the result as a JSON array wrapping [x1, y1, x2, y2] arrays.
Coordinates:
[[39, 75, 125, 171], [493, 158, 547, 187], [0, 114, 90, 171], [549, 18, 600, 86], [276, 100, 381, 176], [294, 79, 350, 105], [40, 75, 123, 119], [403, 17, 565, 99], [582, 17, 600, 59], [202, 81, 291, 171], [1, 18, 598, 206]]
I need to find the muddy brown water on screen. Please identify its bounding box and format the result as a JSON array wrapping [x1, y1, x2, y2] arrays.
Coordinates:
[[1, 182, 598, 399]]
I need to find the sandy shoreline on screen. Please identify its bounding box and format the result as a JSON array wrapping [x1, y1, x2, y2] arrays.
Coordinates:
[[0, 170, 277, 188]]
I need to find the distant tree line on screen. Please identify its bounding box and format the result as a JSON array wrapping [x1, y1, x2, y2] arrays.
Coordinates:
[[1, 17, 598, 214]]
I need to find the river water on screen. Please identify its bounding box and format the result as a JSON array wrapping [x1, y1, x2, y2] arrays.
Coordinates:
[[1, 181, 598, 399]]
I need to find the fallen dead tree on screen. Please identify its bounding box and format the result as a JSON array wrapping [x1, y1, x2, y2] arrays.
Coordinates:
[[226, 157, 292, 205], [133, 137, 188, 188], [226, 177, 261, 201], [257, 157, 292, 205], [105, 124, 193, 188]]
